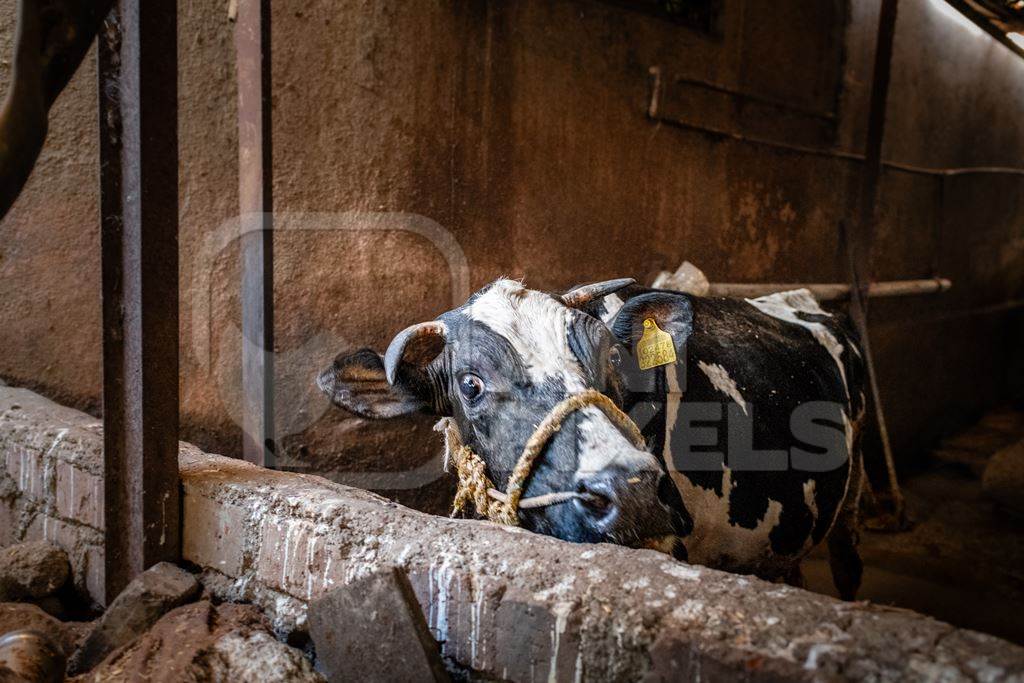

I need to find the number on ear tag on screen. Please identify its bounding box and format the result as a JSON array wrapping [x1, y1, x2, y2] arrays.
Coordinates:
[[637, 318, 677, 370]]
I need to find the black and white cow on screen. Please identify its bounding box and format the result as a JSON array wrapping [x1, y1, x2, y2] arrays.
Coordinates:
[[318, 278, 867, 598]]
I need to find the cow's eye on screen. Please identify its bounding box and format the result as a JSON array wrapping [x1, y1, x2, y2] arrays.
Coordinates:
[[458, 373, 485, 402], [609, 346, 622, 368]]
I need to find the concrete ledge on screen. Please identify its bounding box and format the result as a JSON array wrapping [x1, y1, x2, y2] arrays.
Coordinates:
[[0, 387, 105, 600], [2, 386, 1023, 681]]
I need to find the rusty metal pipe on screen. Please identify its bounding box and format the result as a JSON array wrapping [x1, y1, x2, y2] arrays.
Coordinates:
[[706, 277, 952, 301], [0, 630, 65, 683]]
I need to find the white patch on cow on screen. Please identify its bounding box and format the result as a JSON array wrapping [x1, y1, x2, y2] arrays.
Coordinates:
[[672, 466, 784, 567], [816, 411, 857, 543], [599, 293, 624, 324], [467, 279, 586, 390], [662, 362, 683, 467], [843, 412, 854, 460], [803, 479, 817, 518], [576, 406, 660, 476], [744, 289, 848, 395], [697, 361, 748, 415], [800, 479, 819, 553]]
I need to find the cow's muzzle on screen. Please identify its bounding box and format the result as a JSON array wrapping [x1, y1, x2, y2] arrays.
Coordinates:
[[574, 467, 676, 546]]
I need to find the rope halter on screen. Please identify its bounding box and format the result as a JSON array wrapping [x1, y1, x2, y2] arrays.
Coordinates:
[[436, 389, 647, 526]]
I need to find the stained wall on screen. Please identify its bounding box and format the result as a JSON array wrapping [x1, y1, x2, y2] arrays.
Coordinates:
[[1, 0, 1021, 507]]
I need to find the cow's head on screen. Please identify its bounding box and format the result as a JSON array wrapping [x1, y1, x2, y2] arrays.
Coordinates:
[[317, 279, 682, 550]]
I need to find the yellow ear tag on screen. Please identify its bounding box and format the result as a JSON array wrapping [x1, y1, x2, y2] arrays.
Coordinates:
[[637, 318, 677, 370]]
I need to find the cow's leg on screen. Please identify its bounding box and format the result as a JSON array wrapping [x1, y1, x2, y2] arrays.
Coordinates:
[[783, 563, 806, 590], [828, 448, 864, 601]]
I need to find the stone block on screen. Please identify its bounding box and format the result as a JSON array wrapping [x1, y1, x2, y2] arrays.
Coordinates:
[[67, 562, 201, 675], [0, 541, 70, 602], [308, 567, 448, 683], [54, 462, 102, 530], [3, 448, 45, 502], [256, 517, 329, 599], [79, 601, 323, 682], [182, 493, 247, 577]]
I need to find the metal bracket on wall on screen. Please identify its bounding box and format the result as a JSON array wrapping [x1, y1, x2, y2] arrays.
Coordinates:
[[647, 66, 838, 150]]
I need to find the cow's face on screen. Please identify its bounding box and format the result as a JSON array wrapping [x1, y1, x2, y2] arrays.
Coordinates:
[[318, 279, 678, 549]]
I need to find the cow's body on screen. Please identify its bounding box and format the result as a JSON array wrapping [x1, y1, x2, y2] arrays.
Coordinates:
[[320, 278, 867, 598], [593, 287, 866, 586]]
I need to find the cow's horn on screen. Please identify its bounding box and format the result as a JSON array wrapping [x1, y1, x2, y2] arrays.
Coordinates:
[[383, 320, 448, 385], [561, 278, 636, 308]]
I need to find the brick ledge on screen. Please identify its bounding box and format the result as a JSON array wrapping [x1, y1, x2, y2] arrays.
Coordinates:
[[2, 385, 1023, 681]]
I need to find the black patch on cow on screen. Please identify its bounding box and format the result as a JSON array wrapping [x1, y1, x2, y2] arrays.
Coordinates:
[[566, 311, 613, 390], [769, 490, 816, 556]]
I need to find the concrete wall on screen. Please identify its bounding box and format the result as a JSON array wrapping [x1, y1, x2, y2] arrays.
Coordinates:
[[3, 384, 1024, 681], [0, 0, 1022, 507]]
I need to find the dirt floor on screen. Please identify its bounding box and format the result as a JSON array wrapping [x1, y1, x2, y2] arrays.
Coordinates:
[[805, 408, 1024, 646]]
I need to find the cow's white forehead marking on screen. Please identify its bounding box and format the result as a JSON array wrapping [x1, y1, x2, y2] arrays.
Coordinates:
[[467, 279, 587, 390], [744, 289, 848, 395], [697, 361, 748, 415]]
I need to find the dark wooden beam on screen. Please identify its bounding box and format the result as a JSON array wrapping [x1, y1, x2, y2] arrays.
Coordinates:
[[98, 0, 181, 603], [236, 0, 275, 467], [943, 0, 1024, 61]]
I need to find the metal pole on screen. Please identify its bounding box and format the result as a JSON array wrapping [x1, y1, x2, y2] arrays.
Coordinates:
[[707, 277, 951, 301], [846, 0, 905, 529], [237, 0, 275, 467], [98, 0, 181, 603]]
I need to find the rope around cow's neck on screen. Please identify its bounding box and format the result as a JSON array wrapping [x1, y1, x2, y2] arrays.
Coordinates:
[[435, 390, 647, 526]]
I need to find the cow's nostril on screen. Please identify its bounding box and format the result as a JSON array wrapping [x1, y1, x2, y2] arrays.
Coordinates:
[[575, 480, 613, 516]]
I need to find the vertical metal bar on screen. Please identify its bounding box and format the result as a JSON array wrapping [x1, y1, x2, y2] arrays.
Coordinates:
[[237, 0, 275, 467], [846, 0, 905, 527], [851, 0, 900, 292], [98, 0, 180, 603]]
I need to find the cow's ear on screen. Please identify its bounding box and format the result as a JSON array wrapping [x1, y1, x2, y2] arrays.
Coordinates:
[[561, 278, 636, 308], [383, 320, 447, 384], [317, 349, 433, 419], [609, 292, 694, 352]]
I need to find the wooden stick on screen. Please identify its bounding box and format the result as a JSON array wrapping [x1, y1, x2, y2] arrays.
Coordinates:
[[706, 278, 951, 301]]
